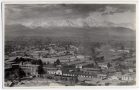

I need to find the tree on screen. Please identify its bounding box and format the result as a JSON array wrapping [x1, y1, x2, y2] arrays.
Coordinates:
[[54, 59, 61, 67], [37, 59, 44, 77], [107, 63, 112, 68], [14, 57, 19, 62], [56, 59, 61, 65], [38, 59, 43, 66], [11, 67, 26, 81], [38, 65, 45, 75]]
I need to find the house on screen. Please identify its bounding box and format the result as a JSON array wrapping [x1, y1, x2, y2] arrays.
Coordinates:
[[65, 60, 84, 66], [128, 68, 134, 73], [115, 72, 122, 77], [81, 67, 100, 71], [76, 70, 99, 81], [76, 55, 85, 60], [76, 64, 83, 69], [62, 70, 97, 81], [121, 73, 135, 81], [107, 67, 116, 73], [56, 51, 66, 56], [49, 47, 56, 54], [78, 75, 95, 81], [108, 71, 122, 80], [55, 70, 62, 75], [61, 68, 100, 82], [69, 45, 78, 51], [117, 50, 130, 53], [98, 63, 108, 69], [97, 74, 107, 80], [46, 68, 62, 75], [46, 68, 58, 75], [75, 62, 93, 69], [109, 49, 116, 52], [108, 76, 119, 80], [30, 51, 39, 58]]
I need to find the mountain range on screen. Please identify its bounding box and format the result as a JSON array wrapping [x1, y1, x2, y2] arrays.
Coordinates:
[[5, 24, 135, 42]]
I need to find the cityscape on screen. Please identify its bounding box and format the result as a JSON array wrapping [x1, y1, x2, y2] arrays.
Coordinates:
[[4, 4, 136, 87]]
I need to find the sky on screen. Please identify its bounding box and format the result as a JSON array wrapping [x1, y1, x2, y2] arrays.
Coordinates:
[[5, 4, 136, 30]]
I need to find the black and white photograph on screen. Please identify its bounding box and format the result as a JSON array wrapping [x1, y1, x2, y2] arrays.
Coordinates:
[[3, 2, 136, 87]]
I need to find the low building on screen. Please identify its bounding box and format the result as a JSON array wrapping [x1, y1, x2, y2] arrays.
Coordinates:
[[75, 62, 93, 69], [20, 64, 39, 77], [108, 76, 119, 80], [128, 68, 135, 73], [117, 50, 130, 53], [97, 74, 107, 80], [76, 55, 85, 60], [98, 63, 108, 69], [56, 70, 62, 75], [45, 68, 62, 75], [80, 68, 101, 75], [76, 64, 83, 69], [121, 73, 135, 81]]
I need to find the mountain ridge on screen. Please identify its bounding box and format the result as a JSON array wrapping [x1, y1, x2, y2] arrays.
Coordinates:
[[5, 24, 135, 42]]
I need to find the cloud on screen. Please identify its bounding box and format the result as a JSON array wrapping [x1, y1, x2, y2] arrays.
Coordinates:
[[5, 4, 136, 30]]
